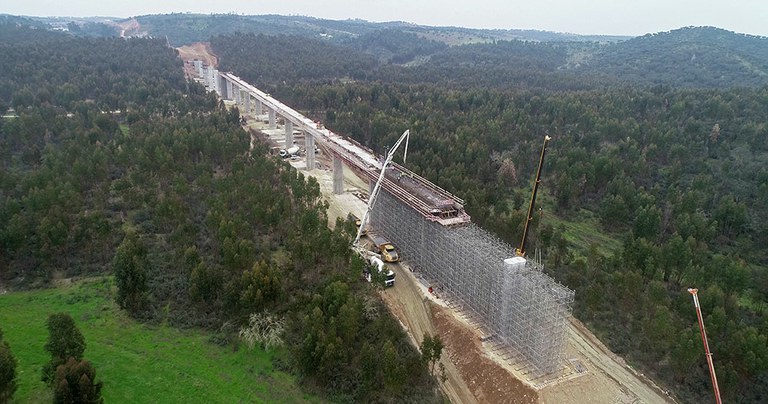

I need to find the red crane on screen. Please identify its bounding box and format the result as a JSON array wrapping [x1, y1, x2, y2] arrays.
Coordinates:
[[688, 288, 722, 404]]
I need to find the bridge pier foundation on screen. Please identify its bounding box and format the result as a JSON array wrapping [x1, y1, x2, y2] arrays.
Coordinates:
[[333, 156, 344, 194], [268, 109, 276, 129], [305, 131, 315, 171], [285, 120, 293, 147]]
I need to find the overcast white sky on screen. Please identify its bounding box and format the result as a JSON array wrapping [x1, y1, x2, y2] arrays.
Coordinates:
[[3, 0, 766, 37]]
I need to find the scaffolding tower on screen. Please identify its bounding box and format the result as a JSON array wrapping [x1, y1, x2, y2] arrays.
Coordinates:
[[372, 189, 574, 375]]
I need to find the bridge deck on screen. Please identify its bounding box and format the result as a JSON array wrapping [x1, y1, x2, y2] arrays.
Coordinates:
[[222, 72, 470, 226]]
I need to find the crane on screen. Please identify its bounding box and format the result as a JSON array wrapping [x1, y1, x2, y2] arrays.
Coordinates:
[[516, 135, 551, 257], [353, 129, 410, 247], [688, 288, 722, 404]]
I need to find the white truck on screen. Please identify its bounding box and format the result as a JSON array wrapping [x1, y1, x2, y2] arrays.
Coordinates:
[[366, 255, 396, 287], [279, 145, 300, 158]]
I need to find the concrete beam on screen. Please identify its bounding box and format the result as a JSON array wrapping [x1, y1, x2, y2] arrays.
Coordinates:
[[333, 156, 344, 194]]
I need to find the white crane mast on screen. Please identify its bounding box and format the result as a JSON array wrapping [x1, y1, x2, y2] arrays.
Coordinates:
[[353, 129, 410, 247]]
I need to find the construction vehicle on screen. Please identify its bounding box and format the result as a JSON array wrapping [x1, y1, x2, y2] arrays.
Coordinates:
[[365, 255, 396, 287], [353, 129, 410, 247], [350, 213, 367, 236], [369, 233, 399, 263], [279, 145, 300, 158], [516, 135, 551, 257]]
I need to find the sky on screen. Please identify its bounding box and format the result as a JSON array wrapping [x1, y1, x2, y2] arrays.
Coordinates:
[[3, 0, 767, 37]]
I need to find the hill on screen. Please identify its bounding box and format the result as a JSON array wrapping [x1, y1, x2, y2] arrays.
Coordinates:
[[584, 26, 768, 88]]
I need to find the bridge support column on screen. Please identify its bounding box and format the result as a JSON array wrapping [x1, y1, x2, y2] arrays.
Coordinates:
[[268, 109, 276, 129], [226, 80, 234, 100], [305, 131, 315, 171], [218, 74, 227, 99], [255, 99, 263, 115], [285, 120, 293, 147], [235, 87, 242, 106], [245, 93, 251, 113], [333, 156, 344, 194]]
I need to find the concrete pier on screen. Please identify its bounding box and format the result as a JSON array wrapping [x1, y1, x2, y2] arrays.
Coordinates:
[[333, 156, 344, 194]]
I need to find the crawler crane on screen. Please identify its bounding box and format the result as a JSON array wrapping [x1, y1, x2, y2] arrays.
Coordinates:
[[516, 135, 551, 257]]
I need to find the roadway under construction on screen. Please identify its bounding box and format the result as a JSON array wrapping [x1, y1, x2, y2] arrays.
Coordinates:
[[195, 62, 575, 377]]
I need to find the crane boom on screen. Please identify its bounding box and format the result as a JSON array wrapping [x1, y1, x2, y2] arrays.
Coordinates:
[[516, 135, 551, 257], [688, 288, 722, 404], [353, 130, 410, 247]]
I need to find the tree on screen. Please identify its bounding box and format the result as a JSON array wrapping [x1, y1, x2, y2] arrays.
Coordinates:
[[53, 357, 103, 404], [112, 230, 149, 315], [0, 328, 18, 403], [42, 313, 86, 384], [420, 333, 444, 378]]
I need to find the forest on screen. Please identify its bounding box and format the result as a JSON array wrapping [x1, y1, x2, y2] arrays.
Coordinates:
[[0, 23, 442, 402], [211, 31, 768, 402]]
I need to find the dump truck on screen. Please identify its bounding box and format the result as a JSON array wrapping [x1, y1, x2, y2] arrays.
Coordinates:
[[366, 255, 396, 287], [369, 233, 399, 263]]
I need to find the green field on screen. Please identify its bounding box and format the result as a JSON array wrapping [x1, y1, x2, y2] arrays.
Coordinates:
[[0, 278, 316, 403]]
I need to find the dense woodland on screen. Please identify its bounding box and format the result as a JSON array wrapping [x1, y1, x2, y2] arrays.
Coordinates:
[[212, 30, 768, 402], [0, 24, 442, 402], [3, 14, 768, 402]]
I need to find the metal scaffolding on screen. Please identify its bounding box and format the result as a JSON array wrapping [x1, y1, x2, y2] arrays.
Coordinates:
[[372, 190, 574, 375]]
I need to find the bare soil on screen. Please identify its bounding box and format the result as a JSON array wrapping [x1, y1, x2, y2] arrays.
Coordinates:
[[176, 42, 219, 78]]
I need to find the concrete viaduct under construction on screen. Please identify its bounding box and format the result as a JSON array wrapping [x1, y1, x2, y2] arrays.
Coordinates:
[[193, 61, 575, 377]]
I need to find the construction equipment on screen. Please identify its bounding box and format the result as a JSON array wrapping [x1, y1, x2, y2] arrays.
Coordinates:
[[688, 288, 723, 404], [353, 129, 410, 247], [369, 233, 400, 263], [516, 135, 551, 257]]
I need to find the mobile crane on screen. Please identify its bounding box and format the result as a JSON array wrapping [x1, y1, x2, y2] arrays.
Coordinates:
[[353, 129, 410, 247], [516, 135, 551, 257], [351, 130, 410, 287]]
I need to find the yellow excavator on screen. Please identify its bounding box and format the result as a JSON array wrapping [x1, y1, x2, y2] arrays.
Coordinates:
[[516, 136, 551, 257]]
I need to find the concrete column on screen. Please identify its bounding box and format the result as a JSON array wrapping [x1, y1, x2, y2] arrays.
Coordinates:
[[268, 109, 276, 129], [235, 87, 242, 106], [212, 70, 220, 95], [305, 131, 315, 171], [333, 156, 344, 194], [245, 93, 251, 113], [285, 120, 293, 147], [226, 80, 234, 100], [218, 74, 227, 98], [255, 99, 263, 114]]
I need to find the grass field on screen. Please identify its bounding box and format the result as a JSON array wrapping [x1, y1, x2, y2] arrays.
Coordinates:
[[0, 278, 316, 403]]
